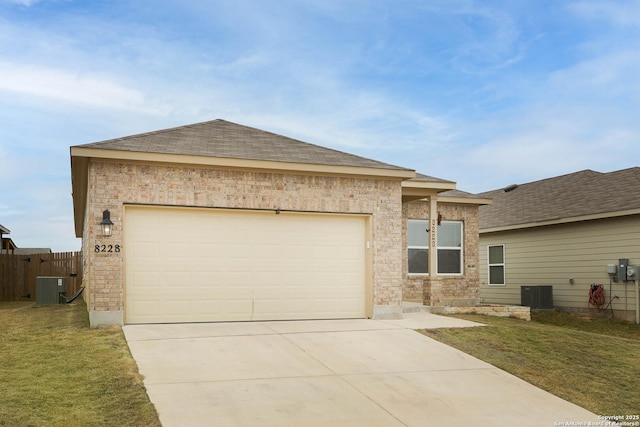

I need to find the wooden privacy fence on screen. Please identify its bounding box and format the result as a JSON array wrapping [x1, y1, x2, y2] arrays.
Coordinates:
[[0, 252, 83, 302]]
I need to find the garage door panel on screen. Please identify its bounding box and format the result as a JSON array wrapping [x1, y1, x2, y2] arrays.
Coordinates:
[[130, 272, 161, 290], [131, 242, 160, 257], [125, 207, 366, 324]]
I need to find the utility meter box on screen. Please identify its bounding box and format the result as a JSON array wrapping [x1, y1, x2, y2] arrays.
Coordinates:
[[627, 266, 639, 281], [36, 277, 66, 305], [619, 258, 629, 281]]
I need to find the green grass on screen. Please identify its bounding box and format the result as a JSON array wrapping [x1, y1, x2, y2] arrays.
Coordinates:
[[0, 301, 160, 427], [419, 311, 640, 416]]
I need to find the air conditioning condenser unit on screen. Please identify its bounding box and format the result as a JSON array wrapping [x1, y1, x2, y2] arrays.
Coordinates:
[[36, 277, 66, 305]]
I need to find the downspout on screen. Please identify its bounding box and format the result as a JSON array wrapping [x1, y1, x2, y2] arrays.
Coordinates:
[[636, 279, 640, 325]]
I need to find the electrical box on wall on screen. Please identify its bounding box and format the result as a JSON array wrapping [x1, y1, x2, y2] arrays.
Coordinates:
[[627, 266, 639, 281], [619, 259, 629, 281], [607, 264, 617, 275], [607, 264, 618, 282]]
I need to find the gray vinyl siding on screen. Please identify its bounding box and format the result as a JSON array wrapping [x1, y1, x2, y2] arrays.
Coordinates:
[[479, 214, 640, 319]]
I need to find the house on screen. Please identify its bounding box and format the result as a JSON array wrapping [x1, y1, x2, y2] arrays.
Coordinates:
[[0, 224, 15, 254], [70, 119, 489, 327], [10, 248, 53, 255], [478, 168, 640, 322], [0, 224, 52, 255], [0, 238, 17, 254]]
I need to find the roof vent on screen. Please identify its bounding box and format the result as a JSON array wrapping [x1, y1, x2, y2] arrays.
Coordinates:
[[503, 184, 519, 192]]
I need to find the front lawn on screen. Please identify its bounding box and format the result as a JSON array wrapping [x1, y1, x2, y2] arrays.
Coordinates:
[[419, 311, 640, 416], [0, 301, 160, 427]]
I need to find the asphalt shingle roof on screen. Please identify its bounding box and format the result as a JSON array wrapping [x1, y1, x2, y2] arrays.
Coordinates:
[[439, 189, 484, 199], [478, 167, 640, 230], [76, 119, 411, 171], [412, 172, 455, 184]]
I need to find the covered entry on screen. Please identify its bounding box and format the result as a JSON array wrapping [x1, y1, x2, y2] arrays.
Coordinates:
[[124, 206, 368, 323]]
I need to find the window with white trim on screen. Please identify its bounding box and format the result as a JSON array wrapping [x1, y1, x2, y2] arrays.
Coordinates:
[[407, 220, 429, 274], [407, 219, 464, 275], [488, 244, 505, 285], [437, 221, 463, 274]]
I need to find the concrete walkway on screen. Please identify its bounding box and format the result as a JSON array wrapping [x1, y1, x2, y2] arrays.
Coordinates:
[[124, 312, 597, 427]]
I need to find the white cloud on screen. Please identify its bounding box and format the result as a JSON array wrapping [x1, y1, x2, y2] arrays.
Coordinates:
[[569, 0, 640, 27], [450, 102, 640, 193], [0, 0, 42, 6], [548, 48, 640, 99], [0, 61, 170, 114]]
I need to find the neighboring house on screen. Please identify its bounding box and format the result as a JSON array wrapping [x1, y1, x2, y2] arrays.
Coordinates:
[[10, 248, 53, 255], [1, 239, 18, 254], [1, 225, 52, 254], [70, 119, 488, 327], [0, 225, 51, 255], [478, 168, 640, 322]]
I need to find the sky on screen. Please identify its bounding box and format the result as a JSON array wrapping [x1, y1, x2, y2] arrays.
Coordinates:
[[1, 0, 639, 252]]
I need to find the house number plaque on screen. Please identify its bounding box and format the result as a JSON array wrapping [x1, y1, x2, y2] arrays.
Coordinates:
[[430, 218, 437, 248], [94, 244, 121, 253]]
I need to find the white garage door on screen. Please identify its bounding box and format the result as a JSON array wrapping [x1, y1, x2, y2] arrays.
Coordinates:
[[124, 206, 367, 324]]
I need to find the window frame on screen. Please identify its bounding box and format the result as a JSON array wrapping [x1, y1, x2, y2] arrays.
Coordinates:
[[437, 220, 464, 276], [407, 219, 429, 275], [487, 244, 506, 286], [406, 219, 464, 276]]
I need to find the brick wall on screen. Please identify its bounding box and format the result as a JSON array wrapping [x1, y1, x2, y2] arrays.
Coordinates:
[[402, 200, 481, 306], [84, 160, 404, 321]]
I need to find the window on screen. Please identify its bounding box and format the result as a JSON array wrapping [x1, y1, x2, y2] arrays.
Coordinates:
[[488, 244, 505, 285], [438, 221, 463, 274], [407, 219, 463, 275], [407, 220, 429, 274]]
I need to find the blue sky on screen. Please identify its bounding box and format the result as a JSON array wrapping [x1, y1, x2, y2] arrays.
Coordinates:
[[1, 0, 639, 251]]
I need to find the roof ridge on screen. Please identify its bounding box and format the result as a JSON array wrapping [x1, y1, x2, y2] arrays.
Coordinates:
[[518, 169, 601, 188], [212, 120, 413, 171], [602, 166, 640, 176], [72, 118, 414, 172], [478, 169, 602, 195], [78, 119, 227, 147]]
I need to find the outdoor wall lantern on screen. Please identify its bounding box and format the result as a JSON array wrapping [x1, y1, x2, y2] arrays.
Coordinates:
[[100, 209, 114, 237]]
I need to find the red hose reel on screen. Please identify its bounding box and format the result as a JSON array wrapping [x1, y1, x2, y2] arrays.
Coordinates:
[[588, 284, 616, 312]]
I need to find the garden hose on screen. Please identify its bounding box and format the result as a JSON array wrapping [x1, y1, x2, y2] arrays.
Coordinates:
[[588, 284, 605, 310], [588, 284, 617, 315], [59, 287, 85, 304]]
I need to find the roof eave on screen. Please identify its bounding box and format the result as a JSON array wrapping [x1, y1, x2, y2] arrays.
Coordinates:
[[70, 147, 415, 179], [439, 196, 493, 206], [70, 147, 417, 237], [401, 179, 458, 203], [70, 154, 89, 238], [401, 179, 456, 190]]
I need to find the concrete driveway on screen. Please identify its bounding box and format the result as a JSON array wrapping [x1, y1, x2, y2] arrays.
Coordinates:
[[124, 313, 597, 427]]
